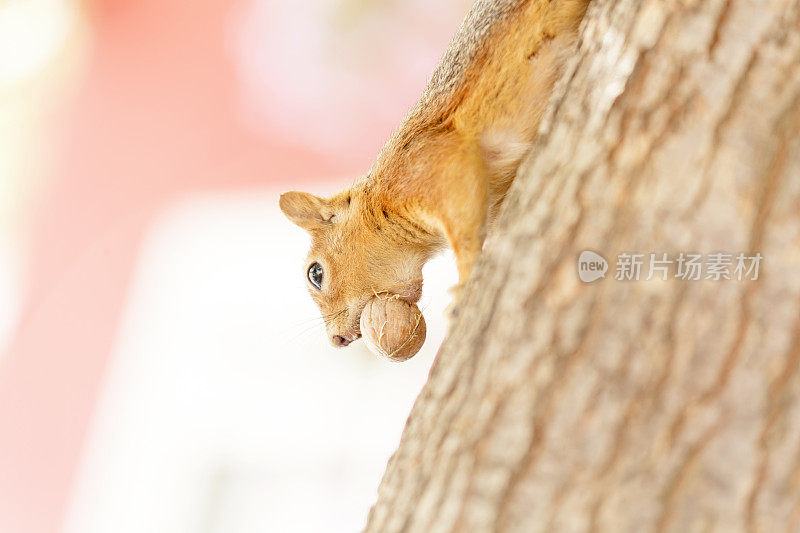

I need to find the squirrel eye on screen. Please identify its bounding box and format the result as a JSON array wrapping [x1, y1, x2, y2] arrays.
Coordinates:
[[307, 262, 323, 290]]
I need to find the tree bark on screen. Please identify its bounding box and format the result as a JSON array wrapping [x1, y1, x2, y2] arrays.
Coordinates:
[[365, 0, 800, 531]]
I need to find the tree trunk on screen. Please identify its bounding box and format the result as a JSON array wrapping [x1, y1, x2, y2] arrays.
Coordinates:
[[365, 0, 800, 531]]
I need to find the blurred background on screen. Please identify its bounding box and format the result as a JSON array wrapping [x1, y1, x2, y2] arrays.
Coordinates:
[[0, 0, 471, 531]]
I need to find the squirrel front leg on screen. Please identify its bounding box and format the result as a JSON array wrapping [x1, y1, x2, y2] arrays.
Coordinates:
[[420, 138, 490, 309]]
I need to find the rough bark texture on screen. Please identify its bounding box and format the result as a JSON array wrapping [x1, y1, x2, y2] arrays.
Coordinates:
[[366, 0, 800, 531]]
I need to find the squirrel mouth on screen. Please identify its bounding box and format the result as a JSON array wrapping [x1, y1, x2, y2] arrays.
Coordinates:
[[346, 314, 364, 343], [382, 280, 423, 304]]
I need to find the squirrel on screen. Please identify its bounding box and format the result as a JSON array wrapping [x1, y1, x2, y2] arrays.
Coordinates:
[[280, 0, 589, 348]]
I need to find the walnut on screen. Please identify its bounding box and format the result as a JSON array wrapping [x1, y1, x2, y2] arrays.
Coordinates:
[[360, 294, 426, 361]]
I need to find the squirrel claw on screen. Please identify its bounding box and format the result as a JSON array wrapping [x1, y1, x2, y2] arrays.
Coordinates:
[[445, 282, 466, 323]]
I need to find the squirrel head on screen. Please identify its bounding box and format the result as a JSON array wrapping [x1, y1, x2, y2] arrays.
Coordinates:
[[280, 186, 429, 348]]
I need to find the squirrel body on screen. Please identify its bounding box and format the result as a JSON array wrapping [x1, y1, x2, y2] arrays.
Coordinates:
[[281, 0, 589, 347]]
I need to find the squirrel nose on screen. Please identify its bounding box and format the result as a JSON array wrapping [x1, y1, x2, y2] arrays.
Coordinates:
[[332, 335, 352, 347]]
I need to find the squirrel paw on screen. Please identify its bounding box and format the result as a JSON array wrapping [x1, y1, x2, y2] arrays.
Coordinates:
[[445, 282, 466, 323]]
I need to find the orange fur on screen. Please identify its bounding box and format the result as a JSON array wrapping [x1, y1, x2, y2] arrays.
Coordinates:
[[280, 0, 589, 347]]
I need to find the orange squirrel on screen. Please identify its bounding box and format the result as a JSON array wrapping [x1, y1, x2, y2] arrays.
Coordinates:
[[281, 0, 589, 348]]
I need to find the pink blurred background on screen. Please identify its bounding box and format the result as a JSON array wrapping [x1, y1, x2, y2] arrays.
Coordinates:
[[0, 0, 469, 531]]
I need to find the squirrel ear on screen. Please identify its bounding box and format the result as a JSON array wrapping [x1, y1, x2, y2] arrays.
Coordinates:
[[279, 191, 332, 230]]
